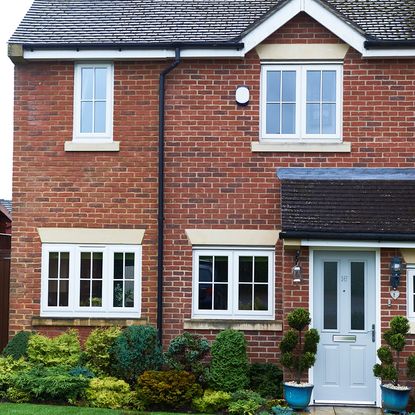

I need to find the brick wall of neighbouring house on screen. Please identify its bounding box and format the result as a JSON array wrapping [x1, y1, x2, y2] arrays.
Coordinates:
[[10, 12, 415, 360]]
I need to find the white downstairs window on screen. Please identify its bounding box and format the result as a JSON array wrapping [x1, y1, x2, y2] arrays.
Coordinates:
[[41, 244, 141, 317], [261, 64, 342, 142], [192, 248, 274, 320], [407, 267, 415, 321]]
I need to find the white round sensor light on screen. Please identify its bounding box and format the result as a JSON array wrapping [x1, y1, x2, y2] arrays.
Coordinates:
[[235, 86, 250, 105]]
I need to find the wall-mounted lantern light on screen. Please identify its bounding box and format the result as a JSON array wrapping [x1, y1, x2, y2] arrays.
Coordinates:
[[292, 250, 302, 283], [390, 256, 403, 290]]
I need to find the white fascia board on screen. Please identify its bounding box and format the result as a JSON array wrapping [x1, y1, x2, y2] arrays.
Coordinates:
[[301, 239, 415, 249], [362, 48, 415, 58]]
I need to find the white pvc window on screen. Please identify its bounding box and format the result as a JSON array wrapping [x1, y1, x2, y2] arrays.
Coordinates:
[[261, 64, 342, 142], [73, 63, 114, 142], [192, 248, 274, 319], [41, 244, 141, 318], [407, 267, 415, 320]]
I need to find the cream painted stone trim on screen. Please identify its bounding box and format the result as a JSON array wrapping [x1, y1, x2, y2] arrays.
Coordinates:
[[38, 228, 145, 244], [283, 239, 302, 250], [401, 249, 415, 264], [409, 321, 415, 335], [256, 43, 349, 61], [251, 141, 351, 153], [64, 141, 120, 152], [184, 319, 282, 332], [185, 229, 279, 246], [32, 317, 148, 327]]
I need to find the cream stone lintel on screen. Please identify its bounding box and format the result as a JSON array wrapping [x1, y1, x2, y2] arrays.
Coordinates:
[[185, 229, 279, 247], [409, 322, 415, 335], [251, 141, 351, 153], [32, 317, 148, 327], [401, 249, 415, 264], [283, 239, 302, 250], [64, 141, 120, 152], [38, 228, 145, 245], [184, 319, 282, 332], [256, 43, 350, 61]]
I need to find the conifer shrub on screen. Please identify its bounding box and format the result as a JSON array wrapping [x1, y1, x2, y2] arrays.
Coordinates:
[[109, 325, 164, 385], [2, 331, 33, 360], [248, 362, 284, 398], [192, 389, 232, 413], [137, 370, 202, 409], [0, 356, 30, 392], [208, 329, 249, 392]]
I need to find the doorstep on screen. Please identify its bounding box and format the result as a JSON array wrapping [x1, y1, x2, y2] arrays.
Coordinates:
[[296, 407, 382, 415]]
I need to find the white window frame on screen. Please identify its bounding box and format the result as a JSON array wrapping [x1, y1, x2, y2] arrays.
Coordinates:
[[260, 63, 343, 143], [192, 247, 275, 320], [407, 266, 415, 320], [73, 62, 114, 143], [41, 243, 141, 318]]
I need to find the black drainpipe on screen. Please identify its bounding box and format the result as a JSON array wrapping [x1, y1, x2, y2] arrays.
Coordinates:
[[157, 48, 181, 343]]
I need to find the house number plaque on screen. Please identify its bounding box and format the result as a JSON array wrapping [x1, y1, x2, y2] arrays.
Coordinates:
[[390, 290, 400, 300]]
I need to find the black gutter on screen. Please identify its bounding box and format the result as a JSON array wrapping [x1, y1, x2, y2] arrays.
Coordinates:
[[364, 39, 415, 49], [280, 231, 415, 242], [157, 48, 181, 343]]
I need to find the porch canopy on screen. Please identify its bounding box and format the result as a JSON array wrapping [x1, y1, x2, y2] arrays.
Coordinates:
[[276, 168, 415, 241]]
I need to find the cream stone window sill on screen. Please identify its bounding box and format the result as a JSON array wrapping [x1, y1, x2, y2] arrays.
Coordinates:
[[32, 317, 148, 327], [251, 141, 351, 153], [183, 319, 282, 331], [64, 141, 120, 152]]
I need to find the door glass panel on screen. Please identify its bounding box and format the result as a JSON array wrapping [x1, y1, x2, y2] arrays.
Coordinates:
[[351, 262, 365, 330], [324, 261, 338, 330]]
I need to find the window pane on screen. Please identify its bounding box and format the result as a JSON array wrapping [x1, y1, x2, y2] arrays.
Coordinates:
[[322, 71, 336, 101], [60, 252, 69, 279], [80, 280, 90, 307], [199, 256, 212, 282], [81, 68, 94, 99], [282, 71, 296, 101], [266, 103, 280, 134], [92, 281, 102, 307], [214, 256, 228, 282], [413, 275, 415, 313], [324, 261, 338, 330], [239, 284, 252, 310], [92, 253, 103, 279], [254, 284, 268, 310], [125, 253, 135, 279], [125, 281, 134, 308], [282, 103, 296, 134], [114, 253, 123, 279], [214, 284, 228, 310], [306, 103, 320, 134], [307, 71, 321, 101], [351, 262, 365, 330], [254, 257, 268, 282], [94, 101, 106, 133], [48, 280, 58, 306], [48, 252, 59, 279], [322, 103, 336, 134], [81, 102, 93, 133], [199, 283, 212, 309], [113, 281, 123, 307], [95, 68, 107, 100], [59, 280, 69, 307], [239, 256, 253, 282], [267, 71, 280, 102], [81, 252, 91, 278]]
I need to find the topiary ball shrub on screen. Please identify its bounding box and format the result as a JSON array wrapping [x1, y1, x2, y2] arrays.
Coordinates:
[[110, 325, 164, 385], [208, 329, 249, 392], [165, 332, 210, 381], [249, 362, 284, 398], [2, 331, 33, 360], [137, 370, 202, 409], [192, 389, 232, 413]]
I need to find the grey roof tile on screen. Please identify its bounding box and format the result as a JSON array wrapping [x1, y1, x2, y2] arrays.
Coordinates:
[[0, 200, 12, 215]]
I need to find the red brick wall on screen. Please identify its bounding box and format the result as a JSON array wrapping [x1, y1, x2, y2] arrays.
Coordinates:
[[10, 13, 415, 363]]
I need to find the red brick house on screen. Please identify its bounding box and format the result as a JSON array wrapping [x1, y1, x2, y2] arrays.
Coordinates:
[[7, 0, 415, 406]]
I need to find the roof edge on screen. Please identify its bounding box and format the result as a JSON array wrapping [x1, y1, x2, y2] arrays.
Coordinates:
[[280, 231, 415, 242], [364, 39, 415, 49]]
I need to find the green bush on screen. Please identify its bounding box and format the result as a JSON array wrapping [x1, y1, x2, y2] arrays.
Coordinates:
[[6, 387, 31, 403], [83, 327, 121, 376], [137, 370, 202, 409], [209, 329, 249, 392], [192, 389, 231, 413], [0, 357, 30, 392], [27, 330, 81, 368], [12, 365, 89, 402], [248, 362, 283, 399], [228, 390, 266, 415], [231, 389, 265, 405], [2, 331, 33, 360], [110, 325, 164, 384], [165, 332, 210, 381], [85, 376, 141, 410]]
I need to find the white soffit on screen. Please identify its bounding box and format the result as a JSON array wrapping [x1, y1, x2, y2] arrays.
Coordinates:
[[38, 228, 145, 244], [185, 229, 280, 246]]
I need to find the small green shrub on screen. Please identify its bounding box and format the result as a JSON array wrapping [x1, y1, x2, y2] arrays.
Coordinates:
[[231, 390, 266, 405], [248, 362, 283, 398], [27, 330, 81, 368], [12, 365, 89, 402], [68, 366, 95, 379], [192, 389, 231, 413], [83, 327, 121, 376], [165, 332, 210, 381], [228, 399, 262, 415], [110, 325, 164, 384], [0, 357, 30, 392], [6, 387, 31, 403], [137, 370, 202, 409], [209, 329, 249, 392], [85, 376, 141, 410], [2, 331, 33, 360]]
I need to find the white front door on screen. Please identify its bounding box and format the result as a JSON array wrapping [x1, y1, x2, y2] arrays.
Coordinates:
[[313, 251, 377, 405]]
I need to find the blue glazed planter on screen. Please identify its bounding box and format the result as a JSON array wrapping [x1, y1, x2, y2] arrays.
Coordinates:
[[381, 385, 411, 413], [283, 383, 314, 411]]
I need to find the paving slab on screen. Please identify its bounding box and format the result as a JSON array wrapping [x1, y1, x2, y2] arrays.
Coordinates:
[[294, 408, 382, 415]]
